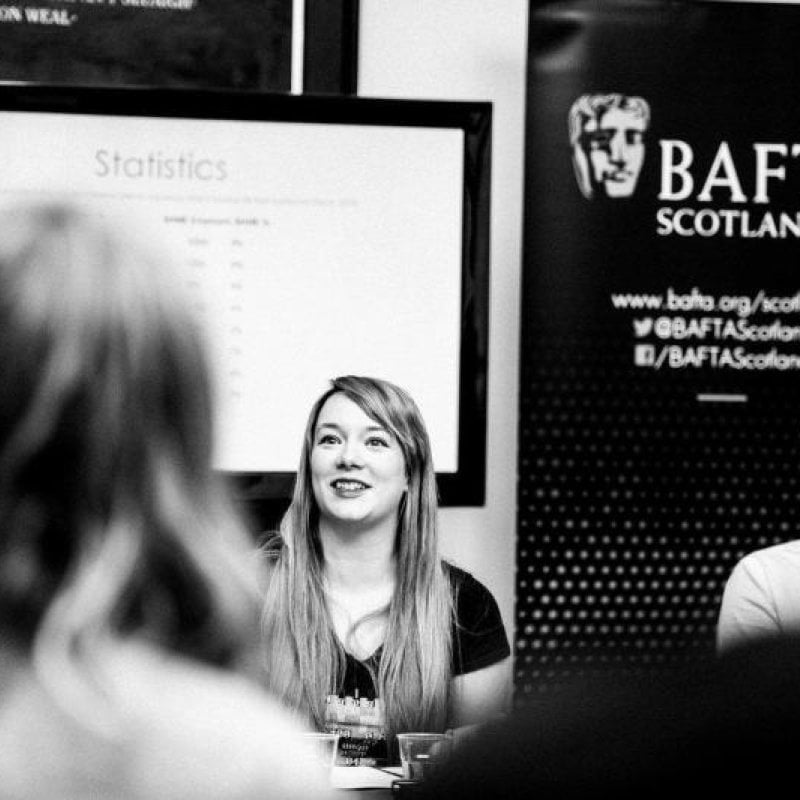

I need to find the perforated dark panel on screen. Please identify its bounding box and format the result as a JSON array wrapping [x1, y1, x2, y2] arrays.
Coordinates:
[[514, 331, 800, 697], [516, 0, 800, 700]]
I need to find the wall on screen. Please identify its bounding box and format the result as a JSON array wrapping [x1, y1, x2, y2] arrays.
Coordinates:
[[358, 1, 529, 680]]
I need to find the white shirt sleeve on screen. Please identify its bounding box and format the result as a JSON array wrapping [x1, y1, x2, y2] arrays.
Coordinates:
[[716, 553, 779, 654]]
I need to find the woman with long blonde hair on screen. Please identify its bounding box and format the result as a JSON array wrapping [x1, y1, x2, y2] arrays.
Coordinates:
[[0, 202, 331, 799], [261, 375, 510, 766]]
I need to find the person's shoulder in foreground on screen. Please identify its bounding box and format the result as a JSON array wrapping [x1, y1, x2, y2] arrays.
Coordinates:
[[717, 539, 800, 652], [0, 640, 333, 800], [417, 636, 800, 800], [112, 642, 332, 799]]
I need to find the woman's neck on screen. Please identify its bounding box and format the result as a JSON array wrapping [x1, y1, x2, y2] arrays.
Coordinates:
[[319, 519, 397, 659], [319, 518, 396, 592]]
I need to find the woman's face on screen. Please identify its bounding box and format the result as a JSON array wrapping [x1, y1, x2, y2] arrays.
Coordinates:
[[310, 392, 408, 530]]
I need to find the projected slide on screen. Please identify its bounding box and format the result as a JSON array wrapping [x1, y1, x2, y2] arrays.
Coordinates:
[[0, 111, 464, 473]]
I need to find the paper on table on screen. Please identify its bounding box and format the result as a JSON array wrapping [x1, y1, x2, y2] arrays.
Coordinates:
[[331, 766, 403, 790]]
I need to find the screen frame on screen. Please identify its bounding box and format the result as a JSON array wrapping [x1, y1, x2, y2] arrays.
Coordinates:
[[0, 82, 491, 506]]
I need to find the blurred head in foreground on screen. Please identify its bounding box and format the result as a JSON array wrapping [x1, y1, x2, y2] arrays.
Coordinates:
[[0, 201, 261, 695], [0, 202, 334, 800]]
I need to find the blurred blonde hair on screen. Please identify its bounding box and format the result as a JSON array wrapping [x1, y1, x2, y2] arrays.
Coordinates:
[[0, 202, 261, 728]]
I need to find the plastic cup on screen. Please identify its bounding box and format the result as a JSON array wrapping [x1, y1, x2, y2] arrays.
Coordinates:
[[396, 732, 452, 781], [302, 731, 340, 769]]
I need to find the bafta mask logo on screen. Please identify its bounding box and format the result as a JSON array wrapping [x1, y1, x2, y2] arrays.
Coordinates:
[[569, 93, 651, 199]]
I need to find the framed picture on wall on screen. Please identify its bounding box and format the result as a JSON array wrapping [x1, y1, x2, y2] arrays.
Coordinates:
[[0, 0, 359, 94]]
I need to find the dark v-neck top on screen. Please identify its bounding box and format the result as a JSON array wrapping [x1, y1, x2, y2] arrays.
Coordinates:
[[324, 564, 510, 766]]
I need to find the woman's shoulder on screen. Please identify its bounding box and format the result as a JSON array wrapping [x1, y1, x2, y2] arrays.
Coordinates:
[[442, 561, 502, 624], [441, 562, 510, 675], [443, 561, 499, 603], [257, 530, 285, 559], [255, 531, 286, 590]]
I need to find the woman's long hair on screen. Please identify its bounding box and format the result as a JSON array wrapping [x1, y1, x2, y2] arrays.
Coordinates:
[[261, 376, 453, 737], [0, 203, 261, 726]]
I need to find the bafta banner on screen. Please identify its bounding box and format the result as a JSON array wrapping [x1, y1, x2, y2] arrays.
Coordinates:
[[516, 0, 800, 694]]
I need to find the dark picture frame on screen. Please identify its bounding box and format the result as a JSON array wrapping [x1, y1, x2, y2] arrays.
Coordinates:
[[303, 0, 360, 94], [0, 0, 361, 96]]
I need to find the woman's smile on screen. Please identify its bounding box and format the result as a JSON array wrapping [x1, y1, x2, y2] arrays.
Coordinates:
[[330, 478, 372, 497]]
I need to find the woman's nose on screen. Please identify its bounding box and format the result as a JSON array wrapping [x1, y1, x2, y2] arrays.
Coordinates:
[[337, 441, 363, 468]]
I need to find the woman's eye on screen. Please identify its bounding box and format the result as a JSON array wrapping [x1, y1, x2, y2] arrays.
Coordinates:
[[366, 437, 390, 448], [317, 434, 340, 445]]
